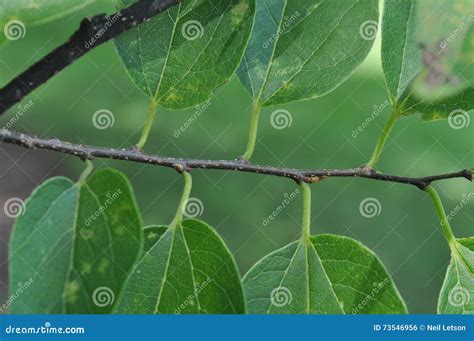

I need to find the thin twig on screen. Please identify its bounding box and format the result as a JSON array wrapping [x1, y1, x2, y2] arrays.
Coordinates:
[[0, 129, 471, 189], [0, 0, 180, 114]]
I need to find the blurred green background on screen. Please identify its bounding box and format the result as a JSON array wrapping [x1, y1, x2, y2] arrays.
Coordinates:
[[1, 1, 473, 314]]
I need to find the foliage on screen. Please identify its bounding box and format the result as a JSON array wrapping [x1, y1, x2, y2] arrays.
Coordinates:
[[4, 0, 474, 315]]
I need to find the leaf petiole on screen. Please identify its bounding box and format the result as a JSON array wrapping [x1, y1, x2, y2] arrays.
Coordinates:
[[300, 181, 312, 241], [78, 160, 93, 183], [241, 102, 262, 161], [424, 186, 456, 247], [170, 171, 193, 228], [136, 99, 159, 150], [367, 108, 401, 168]]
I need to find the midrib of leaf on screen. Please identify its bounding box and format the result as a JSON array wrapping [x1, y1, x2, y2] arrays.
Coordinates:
[[182, 222, 242, 313], [266, 240, 300, 314], [310, 241, 345, 313], [157, 2, 232, 103], [153, 228, 177, 314], [152, 4, 181, 102], [137, 24, 154, 98], [180, 224, 202, 313], [61, 184, 80, 313], [394, 0, 415, 101], [255, 0, 288, 104], [263, 1, 357, 105]]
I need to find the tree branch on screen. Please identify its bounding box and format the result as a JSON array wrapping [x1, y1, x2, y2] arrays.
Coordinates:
[[0, 129, 471, 189], [0, 0, 180, 114]]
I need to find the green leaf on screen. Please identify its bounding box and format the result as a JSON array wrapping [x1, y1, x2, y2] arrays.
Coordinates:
[[114, 0, 255, 110], [401, 91, 474, 121], [9, 169, 142, 314], [0, 0, 111, 44], [438, 238, 474, 314], [114, 219, 245, 314], [381, 0, 422, 102], [243, 234, 407, 314], [237, 0, 379, 107], [382, 0, 474, 119]]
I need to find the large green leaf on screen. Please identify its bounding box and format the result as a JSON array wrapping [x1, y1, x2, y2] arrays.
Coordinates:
[[9, 169, 142, 314], [382, 0, 474, 120], [0, 0, 112, 44], [237, 0, 379, 107], [114, 0, 255, 110], [438, 238, 474, 314], [243, 234, 407, 314], [114, 219, 245, 314]]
